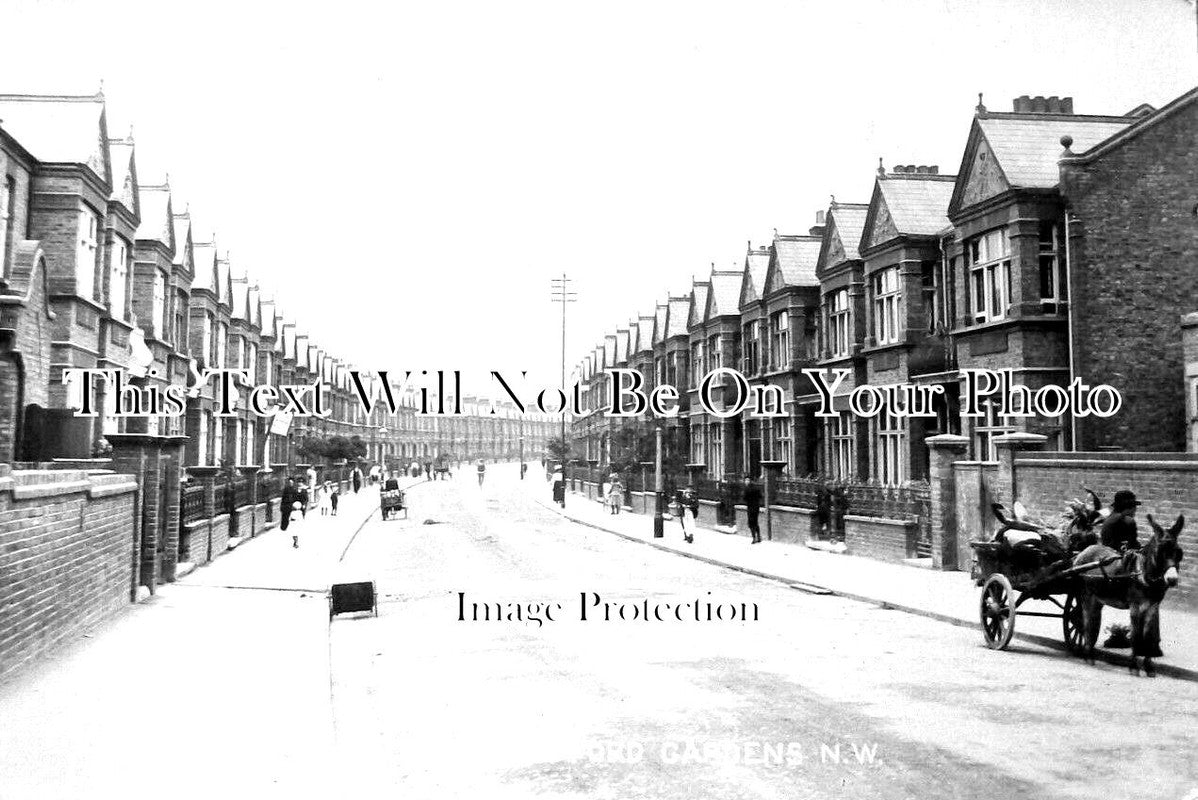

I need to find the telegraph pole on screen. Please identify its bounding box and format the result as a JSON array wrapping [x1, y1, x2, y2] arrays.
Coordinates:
[[550, 274, 576, 505]]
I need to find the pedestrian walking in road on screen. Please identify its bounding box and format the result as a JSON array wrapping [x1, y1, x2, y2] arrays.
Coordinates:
[[608, 477, 624, 514], [297, 481, 310, 518], [476, 459, 487, 486], [552, 465, 565, 506], [319, 481, 333, 516], [424, 460, 433, 481], [369, 464, 381, 485], [743, 477, 763, 544], [330, 483, 340, 516], [351, 467, 362, 494]]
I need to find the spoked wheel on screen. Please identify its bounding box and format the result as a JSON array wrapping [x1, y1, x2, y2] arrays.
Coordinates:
[[1063, 591, 1087, 656], [980, 574, 1016, 650]]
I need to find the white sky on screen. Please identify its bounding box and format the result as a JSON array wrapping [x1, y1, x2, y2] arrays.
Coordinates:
[[2, 0, 1195, 397]]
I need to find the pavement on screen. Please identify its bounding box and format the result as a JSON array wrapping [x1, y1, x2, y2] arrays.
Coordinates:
[[0, 477, 420, 800], [529, 475, 1198, 682]]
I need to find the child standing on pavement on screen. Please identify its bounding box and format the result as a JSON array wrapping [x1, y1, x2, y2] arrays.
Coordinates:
[[330, 484, 340, 516]]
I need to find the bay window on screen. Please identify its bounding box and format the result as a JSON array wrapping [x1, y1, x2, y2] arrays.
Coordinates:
[[152, 269, 167, 338], [873, 412, 905, 485], [108, 236, 128, 320], [770, 311, 790, 369], [825, 413, 855, 479], [743, 319, 761, 374], [826, 289, 851, 358], [871, 267, 901, 345], [968, 228, 1011, 324], [77, 210, 98, 300], [1039, 221, 1065, 314]]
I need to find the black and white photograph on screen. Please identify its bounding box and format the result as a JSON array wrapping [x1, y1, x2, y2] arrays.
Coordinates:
[[1, 1, 1197, 798]]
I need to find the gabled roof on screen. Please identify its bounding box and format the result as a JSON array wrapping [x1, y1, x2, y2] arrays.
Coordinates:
[[107, 137, 139, 218], [652, 303, 669, 345], [216, 255, 233, 308], [135, 183, 174, 248], [259, 299, 277, 338], [817, 202, 869, 273], [666, 295, 690, 339], [283, 325, 298, 360], [615, 328, 630, 364], [687, 281, 710, 329], [191, 241, 219, 294], [171, 213, 193, 270], [634, 314, 655, 353], [861, 173, 955, 251], [764, 234, 821, 293], [705, 269, 742, 321], [0, 93, 109, 184], [950, 109, 1134, 215], [231, 272, 250, 321], [1061, 84, 1198, 165], [603, 335, 616, 368], [738, 245, 772, 308]]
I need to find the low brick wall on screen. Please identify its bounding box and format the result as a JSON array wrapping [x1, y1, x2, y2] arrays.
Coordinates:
[[183, 519, 209, 564], [210, 514, 231, 556], [843, 514, 918, 562], [251, 503, 267, 536], [769, 505, 818, 543], [0, 468, 138, 681], [233, 505, 255, 539]]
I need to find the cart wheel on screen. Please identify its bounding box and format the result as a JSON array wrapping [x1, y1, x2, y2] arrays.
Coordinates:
[[980, 574, 1016, 650], [1063, 591, 1086, 656]]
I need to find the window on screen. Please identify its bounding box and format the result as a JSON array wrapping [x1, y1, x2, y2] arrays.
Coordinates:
[[102, 383, 120, 436], [825, 413, 855, 479], [968, 228, 1011, 324], [216, 322, 228, 368], [974, 400, 1015, 462], [152, 269, 167, 338], [691, 422, 706, 465], [174, 291, 187, 351], [108, 237, 128, 321], [874, 412, 905, 485], [77, 210, 98, 300], [770, 311, 790, 370], [921, 260, 941, 333], [1039, 221, 1065, 313], [665, 351, 678, 387], [655, 356, 666, 387], [691, 341, 705, 385], [871, 267, 901, 345], [201, 313, 214, 366], [826, 289, 851, 357], [707, 334, 722, 372], [743, 319, 761, 374], [709, 423, 724, 476], [775, 417, 792, 474]]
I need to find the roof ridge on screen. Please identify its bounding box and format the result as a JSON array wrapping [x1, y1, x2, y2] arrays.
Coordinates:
[[985, 111, 1135, 124], [880, 173, 958, 181]]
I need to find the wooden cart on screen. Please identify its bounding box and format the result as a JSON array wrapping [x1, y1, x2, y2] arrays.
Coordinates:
[[380, 489, 407, 520], [970, 540, 1120, 653]]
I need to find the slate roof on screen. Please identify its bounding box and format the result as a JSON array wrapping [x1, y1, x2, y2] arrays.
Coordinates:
[[771, 235, 822, 287], [260, 299, 277, 338], [666, 296, 690, 339], [107, 138, 138, 215], [977, 115, 1130, 188], [688, 282, 709, 329], [634, 315, 655, 353], [616, 329, 630, 364], [878, 176, 956, 235], [652, 304, 668, 344], [1064, 85, 1198, 163], [0, 93, 108, 181], [740, 247, 771, 305], [191, 242, 218, 293], [136, 184, 173, 246], [707, 270, 742, 319], [829, 203, 869, 261], [603, 335, 616, 368], [171, 214, 193, 268]]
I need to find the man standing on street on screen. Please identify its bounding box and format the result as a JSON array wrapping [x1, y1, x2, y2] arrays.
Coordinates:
[[744, 476, 763, 544]]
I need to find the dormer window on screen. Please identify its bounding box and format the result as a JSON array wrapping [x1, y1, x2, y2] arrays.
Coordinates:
[[967, 228, 1011, 324]]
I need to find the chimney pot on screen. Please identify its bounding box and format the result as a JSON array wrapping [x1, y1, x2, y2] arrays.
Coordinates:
[[1061, 97, 1074, 114], [815, 210, 826, 224], [1047, 95, 1061, 113], [1032, 95, 1048, 113], [1013, 95, 1031, 113]]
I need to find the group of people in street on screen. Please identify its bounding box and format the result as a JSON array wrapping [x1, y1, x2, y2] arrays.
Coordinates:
[[278, 474, 343, 548]]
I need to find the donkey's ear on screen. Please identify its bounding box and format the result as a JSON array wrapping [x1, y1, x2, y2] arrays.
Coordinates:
[[1147, 514, 1164, 537], [1169, 514, 1185, 537], [1085, 488, 1101, 511]]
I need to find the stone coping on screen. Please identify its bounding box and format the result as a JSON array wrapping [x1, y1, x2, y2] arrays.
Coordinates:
[[0, 469, 137, 500]]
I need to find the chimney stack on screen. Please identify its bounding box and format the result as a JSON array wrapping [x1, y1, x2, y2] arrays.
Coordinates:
[[1013, 95, 1074, 115]]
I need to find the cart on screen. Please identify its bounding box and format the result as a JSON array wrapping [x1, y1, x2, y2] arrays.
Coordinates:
[[329, 581, 378, 619], [970, 539, 1121, 653], [380, 488, 407, 520]]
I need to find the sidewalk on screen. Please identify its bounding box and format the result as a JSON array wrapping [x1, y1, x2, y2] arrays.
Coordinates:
[[532, 481, 1198, 681], [0, 478, 421, 800]]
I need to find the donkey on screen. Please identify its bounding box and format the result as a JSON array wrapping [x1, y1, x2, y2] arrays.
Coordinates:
[[1073, 514, 1185, 677]]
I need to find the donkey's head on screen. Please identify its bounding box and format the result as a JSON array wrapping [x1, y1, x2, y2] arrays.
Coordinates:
[[1146, 514, 1185, 588]]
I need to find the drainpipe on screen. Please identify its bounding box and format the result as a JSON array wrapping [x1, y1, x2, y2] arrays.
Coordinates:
[[1063, 212, 1077, 451]]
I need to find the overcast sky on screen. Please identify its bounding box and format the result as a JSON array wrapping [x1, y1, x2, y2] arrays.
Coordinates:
[[2, 0, 1195, 398]]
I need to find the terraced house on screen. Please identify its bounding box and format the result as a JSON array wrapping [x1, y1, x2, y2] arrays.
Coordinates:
[[569, 85, 1198, 571]]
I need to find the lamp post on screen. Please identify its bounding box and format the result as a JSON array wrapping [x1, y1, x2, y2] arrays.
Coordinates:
[[519, 434, 525, 479]]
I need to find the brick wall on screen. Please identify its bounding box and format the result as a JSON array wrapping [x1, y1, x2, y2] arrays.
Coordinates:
[[1061, 98, 1198, 451], [1013, 452, 1198, 607], [0, 467, 137, 681], [843, 514, 917, 562]]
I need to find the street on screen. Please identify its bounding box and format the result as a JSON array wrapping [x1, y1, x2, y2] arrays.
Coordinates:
[[329, 465, 1198, 800]]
